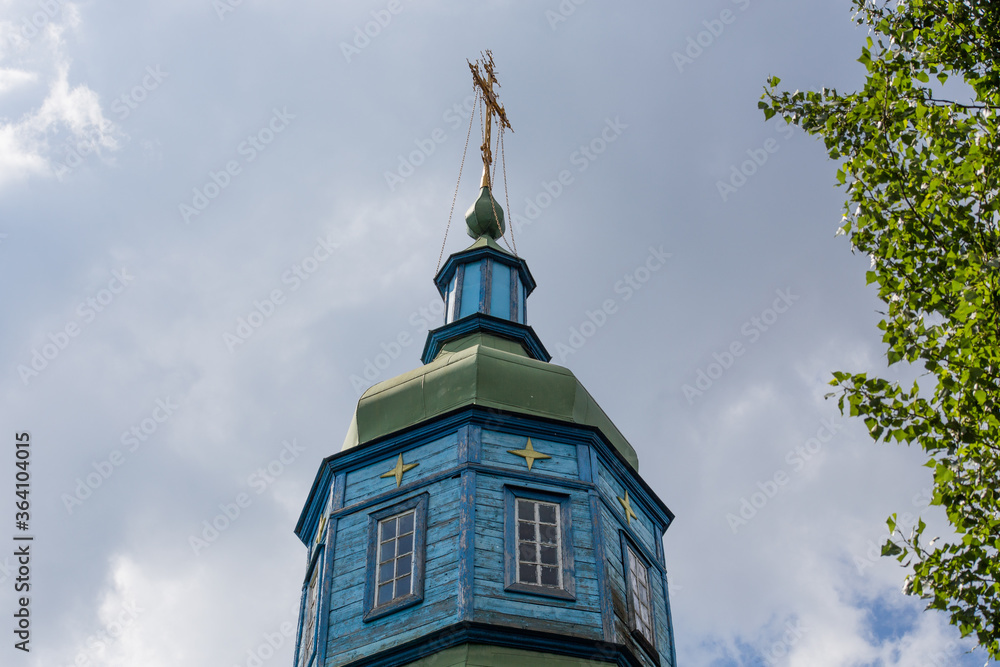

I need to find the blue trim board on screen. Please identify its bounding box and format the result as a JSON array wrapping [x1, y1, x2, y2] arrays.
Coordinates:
[[458, 471, 476, 621], [294, 545, 324, 667], [315, 516, 338, 667], [589, 490, 616, 643], [333, 621, 647, 667], [502, 484, 576, 601], [578, 443, 594, 483], [434, 244, 537, 300], [660, 568, 677, 667], [362, 493, 429, 622], [420, 313, 551, 363], [294, 463, 335, 543]]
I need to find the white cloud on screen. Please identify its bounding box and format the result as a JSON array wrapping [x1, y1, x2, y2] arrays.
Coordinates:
[[0, 2, 116, 187]]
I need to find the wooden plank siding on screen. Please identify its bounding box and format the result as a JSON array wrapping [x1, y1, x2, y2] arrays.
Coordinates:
[[471, 472, 603, 640], [480, 430, 579, 479], [342, 433, 460, 507], [599, 503, 672, 667], [325, 477, 463, 665], [596, 461, 659, 558]]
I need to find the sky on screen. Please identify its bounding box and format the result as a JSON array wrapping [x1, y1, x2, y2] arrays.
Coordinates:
[[0, 1, 995, 666]]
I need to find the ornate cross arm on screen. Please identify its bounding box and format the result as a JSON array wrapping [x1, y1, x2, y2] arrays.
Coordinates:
[[468, 50, 513, 188]]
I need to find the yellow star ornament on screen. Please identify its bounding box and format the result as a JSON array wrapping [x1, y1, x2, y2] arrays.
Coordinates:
[[507, 438, 552, 471], [380, 454, 419, 487], [618, 491, 638, 525]]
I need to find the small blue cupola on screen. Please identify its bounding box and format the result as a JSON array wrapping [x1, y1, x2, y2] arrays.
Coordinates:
[[420, 186, 550, 364]]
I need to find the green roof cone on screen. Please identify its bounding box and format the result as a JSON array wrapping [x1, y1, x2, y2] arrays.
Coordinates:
[[465, 185, 505, 240]]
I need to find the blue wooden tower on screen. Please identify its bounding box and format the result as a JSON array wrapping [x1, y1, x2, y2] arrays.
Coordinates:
[[291, 54, 676, 667]]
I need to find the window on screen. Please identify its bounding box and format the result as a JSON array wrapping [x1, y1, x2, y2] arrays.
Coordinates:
[[375, 510, 415, 605], [364, 494, 427, 621], [621, 536, 657, 656], [298, 556, 321, 667], [516, 499, 561, 587], [504, 486, 575, 600]]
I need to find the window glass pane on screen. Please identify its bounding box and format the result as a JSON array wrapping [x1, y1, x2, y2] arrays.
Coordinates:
[[377, 583, 394, 605], [373, 509, 421, 609], [538, 504, 556, 524], [540, 545, 558, 566], [397, 554, 412, 578], [446, 275, 457, 323], [490, 262, 511, 320], [627, 548, 654, 645], [518, 521, 534, 541], [458, 261, 482, 318], [519, 281, 526, 323], [515, 499, 563, 589]]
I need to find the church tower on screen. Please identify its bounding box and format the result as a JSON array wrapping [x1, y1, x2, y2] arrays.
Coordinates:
[[291, 54, 676, 667]]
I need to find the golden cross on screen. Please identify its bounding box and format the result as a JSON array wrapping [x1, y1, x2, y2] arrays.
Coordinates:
[[468, 50, 513, 188], [507, 437, 551, 471], [380, 453, 419, 487], [618, 491, 638, 526]]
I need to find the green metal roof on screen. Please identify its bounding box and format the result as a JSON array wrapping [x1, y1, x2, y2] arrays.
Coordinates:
[[401, 643, 612, 667], [342, 332, 639, 469]]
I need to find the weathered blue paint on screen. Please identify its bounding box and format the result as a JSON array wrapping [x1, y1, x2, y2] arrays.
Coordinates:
[[293, 405, 673, 667], [578, 444, 593, 483], [314, 517, 338, 667], [481, 430, 578, 479], [332, 472, 346, 511], [588, 490, 616, 643], [452, 265, 465, 326], [458, 470, 476, 621]]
